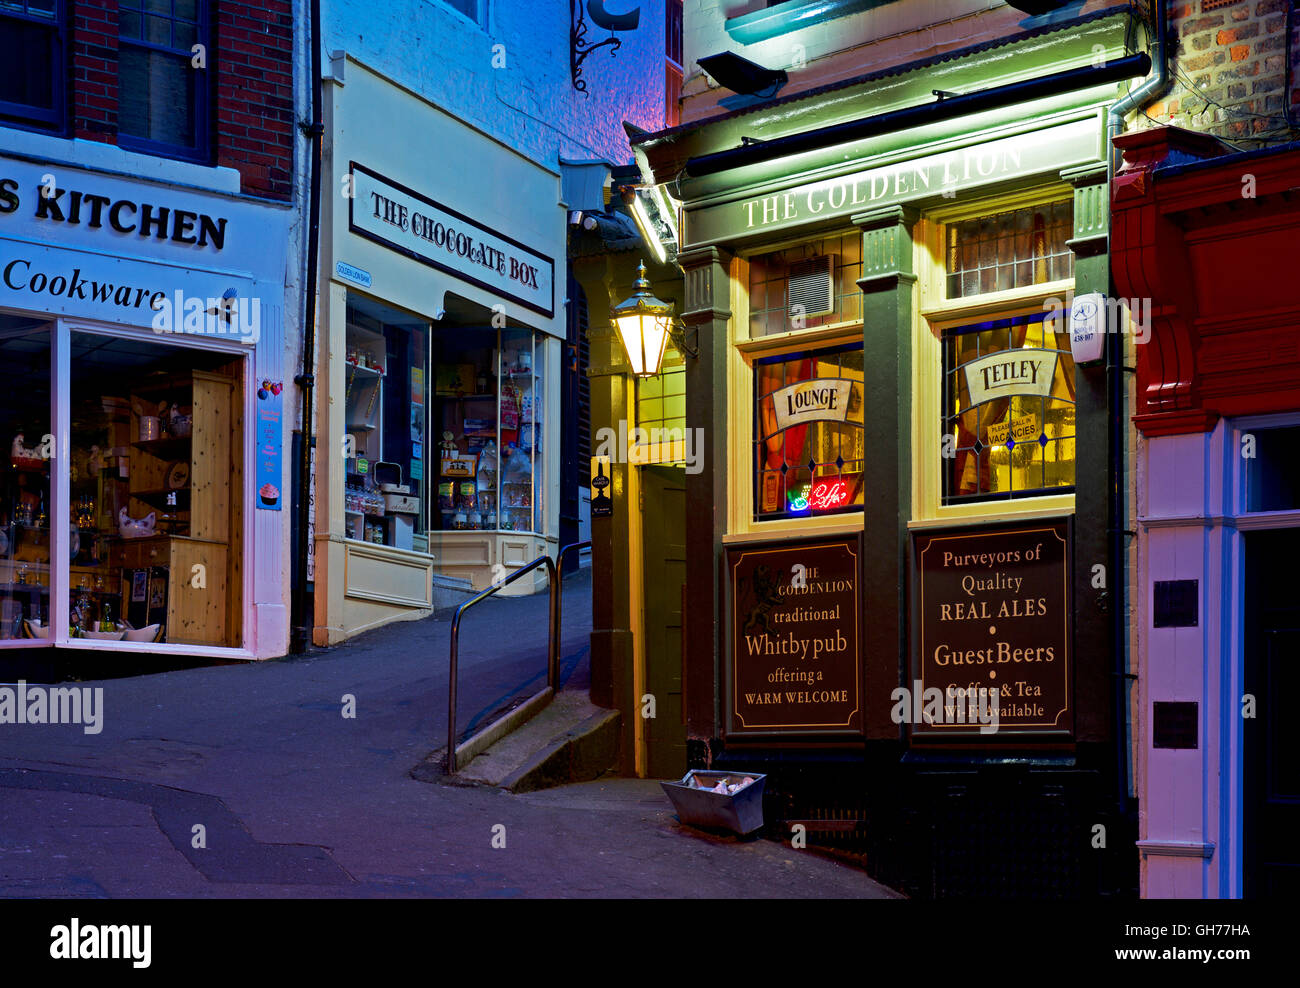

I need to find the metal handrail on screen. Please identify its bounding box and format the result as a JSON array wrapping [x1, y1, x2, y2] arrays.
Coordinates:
[[446, 539, 591, 773]]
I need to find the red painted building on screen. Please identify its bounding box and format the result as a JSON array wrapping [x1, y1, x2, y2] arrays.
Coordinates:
[[1111, 126, 1300, 896]]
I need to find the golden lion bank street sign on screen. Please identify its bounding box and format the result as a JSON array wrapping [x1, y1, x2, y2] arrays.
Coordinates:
[[912, 519, 1073, 738], [727, 536, 863, 737], [682, 117, 1101, 248]]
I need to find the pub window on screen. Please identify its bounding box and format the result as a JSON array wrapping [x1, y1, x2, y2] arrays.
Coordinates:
[[942, 311, 1075, 503], [117, 0, 210, 161], [754, 342, 864, 520], [0, 0, 64, 131], [945, 200, 1073, 298], [747, 230, 862, 338]]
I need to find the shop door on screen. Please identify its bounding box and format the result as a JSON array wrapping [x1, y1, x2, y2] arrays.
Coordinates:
[[641, 464, 687, 778], [1243, 528, 1300, 897]]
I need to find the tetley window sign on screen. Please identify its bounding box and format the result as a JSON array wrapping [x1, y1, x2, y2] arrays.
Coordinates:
[[683, 118, 1099, 247], [348, 163, 555, 318]]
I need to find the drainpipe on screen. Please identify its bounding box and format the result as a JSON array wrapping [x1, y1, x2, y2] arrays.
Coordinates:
[[291, 0, 324, 654], [1105, 0, 1169, 818]]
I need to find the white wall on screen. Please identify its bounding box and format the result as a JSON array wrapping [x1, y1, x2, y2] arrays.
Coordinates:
[[324, 0, 668, 168]]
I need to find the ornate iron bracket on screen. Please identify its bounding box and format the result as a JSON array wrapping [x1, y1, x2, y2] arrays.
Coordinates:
[[571, 0, 633, 96]]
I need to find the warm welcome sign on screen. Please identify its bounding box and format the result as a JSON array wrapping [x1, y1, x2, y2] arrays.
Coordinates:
[[727, 536, 863, 736]]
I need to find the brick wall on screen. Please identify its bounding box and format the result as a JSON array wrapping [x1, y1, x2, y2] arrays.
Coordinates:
[[1144, 0, 1300, 141], [70, 0, 118, 142], [214, 0, 295, 198], [65, 0, 295, 200]]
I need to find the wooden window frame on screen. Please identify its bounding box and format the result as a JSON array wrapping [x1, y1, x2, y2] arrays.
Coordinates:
[[911, 185, 1077, 528]]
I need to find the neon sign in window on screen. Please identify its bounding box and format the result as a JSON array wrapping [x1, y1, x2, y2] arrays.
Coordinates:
[[756, 342, 864, 521]]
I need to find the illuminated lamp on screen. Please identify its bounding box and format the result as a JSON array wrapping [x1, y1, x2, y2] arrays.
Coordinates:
[[611, 261, 675, 377]]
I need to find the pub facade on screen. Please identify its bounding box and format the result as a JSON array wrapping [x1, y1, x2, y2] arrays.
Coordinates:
[[634, 5, 1145, 896]]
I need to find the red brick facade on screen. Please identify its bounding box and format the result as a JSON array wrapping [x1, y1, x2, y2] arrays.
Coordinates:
[[66, 0, 294, 200], [1143, 0, 1300, 141]]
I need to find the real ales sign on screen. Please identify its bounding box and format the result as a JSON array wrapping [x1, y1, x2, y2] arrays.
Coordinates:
[[912, 519, 1072, 737], [727, 536, 862, 735]]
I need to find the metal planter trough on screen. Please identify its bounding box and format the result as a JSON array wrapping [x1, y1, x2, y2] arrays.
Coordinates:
[[660, 770, 767, 836]]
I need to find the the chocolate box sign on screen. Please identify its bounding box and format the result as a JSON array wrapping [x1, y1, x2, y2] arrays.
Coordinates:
[[728, 537, 862, 734], [913, 520, 1072, 735]]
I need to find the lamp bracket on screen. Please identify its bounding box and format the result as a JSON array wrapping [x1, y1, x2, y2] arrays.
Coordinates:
[[572, 0, 637, 96], [669, 319, 699, 360]]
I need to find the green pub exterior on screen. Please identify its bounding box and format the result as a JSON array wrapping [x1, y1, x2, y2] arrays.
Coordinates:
[[634, 9, 1142, 896]]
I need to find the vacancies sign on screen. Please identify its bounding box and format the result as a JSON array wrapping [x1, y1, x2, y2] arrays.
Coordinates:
[[912, 519, 1072, 737], [727, 536, 862, 736], [349, 163, 554, 318]]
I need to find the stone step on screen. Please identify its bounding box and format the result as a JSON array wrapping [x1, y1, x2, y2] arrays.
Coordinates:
[[455, 689, 620, 793]]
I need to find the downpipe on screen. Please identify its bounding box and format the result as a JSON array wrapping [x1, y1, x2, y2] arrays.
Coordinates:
[[1104, 0, 1169, 819], [291, 0, 324, 653]]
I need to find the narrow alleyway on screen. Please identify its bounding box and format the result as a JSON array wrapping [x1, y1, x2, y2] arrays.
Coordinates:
[[0, 569, 896, 898]]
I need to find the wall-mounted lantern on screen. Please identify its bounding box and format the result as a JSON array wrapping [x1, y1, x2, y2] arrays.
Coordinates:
[[611, 261, 675, 377]]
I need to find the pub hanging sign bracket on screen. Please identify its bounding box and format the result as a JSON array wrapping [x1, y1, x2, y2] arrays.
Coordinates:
[[571, 0, 641, 96]]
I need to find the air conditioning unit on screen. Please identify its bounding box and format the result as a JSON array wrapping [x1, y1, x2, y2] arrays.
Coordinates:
[[787, 256, 835, 319]]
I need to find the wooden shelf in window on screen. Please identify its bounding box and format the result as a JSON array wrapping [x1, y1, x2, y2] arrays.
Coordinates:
[[131, 437, 191, 459], [131, 489, 191, 511]]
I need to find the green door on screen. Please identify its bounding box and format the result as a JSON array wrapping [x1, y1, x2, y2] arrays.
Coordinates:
[[641, 464, 687, 778]]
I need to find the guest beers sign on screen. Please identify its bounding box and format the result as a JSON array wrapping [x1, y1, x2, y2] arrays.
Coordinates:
[[912, 519, 1072, 737], [727, 536, 862, 736]]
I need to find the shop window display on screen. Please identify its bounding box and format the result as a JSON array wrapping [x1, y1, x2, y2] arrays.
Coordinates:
[[0, 318, 51, 641], [343, 297, 429, 550], [753, 342, 864, 521], [431, 327, 543, 534], [65, 332, 244, 647]]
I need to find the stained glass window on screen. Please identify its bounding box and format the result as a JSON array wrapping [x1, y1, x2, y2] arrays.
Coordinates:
[[945, 201, 1073, 298], [754, 343, 864, 520], [942, 312, 1075, 502], [747, 231, 862, 338]]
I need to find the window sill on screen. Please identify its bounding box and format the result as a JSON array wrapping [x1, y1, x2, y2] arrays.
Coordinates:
[[0, 128, 241, 196], [724, 0, 892, 45], [723, 515, 863, 542], [908, 497, 1074, 529]]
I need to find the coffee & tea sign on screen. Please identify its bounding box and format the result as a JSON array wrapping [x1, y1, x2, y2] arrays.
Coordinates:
[[727, 536, 862, 736], [913, 519, 1072, 737]]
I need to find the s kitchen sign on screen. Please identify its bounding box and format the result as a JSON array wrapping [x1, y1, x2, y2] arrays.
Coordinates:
[[348, 163, 554, 318]]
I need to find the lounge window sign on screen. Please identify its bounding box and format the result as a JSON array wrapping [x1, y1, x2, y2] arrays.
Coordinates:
[[726, 535, 863, 737], [348, 163, 555, 318], [0, 155, 284, 339], [684, 117, 1100, 248], [771, 377, 853, 431], [911, 518, 1072, 738]]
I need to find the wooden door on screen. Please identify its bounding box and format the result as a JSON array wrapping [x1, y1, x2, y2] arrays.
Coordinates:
[[641, 464, 687, 778]]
